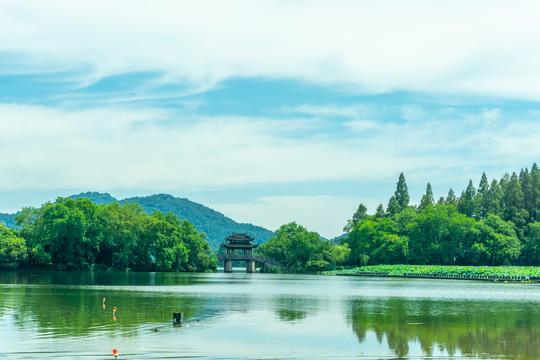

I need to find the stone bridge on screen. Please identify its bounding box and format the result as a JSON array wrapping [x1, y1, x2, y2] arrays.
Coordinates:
[[216, 253, 285, 272]]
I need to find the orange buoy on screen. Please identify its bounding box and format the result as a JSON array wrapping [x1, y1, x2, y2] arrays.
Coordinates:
[[103, 297, 106, 302], [113, 316, 117, 321], [113, 348, 118, 359]]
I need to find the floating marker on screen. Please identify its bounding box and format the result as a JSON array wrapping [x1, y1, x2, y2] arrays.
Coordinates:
[[113, 348, 118, 359]]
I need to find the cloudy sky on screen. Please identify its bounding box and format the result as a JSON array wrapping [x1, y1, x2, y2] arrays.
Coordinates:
[[1, 1, 539, 238]]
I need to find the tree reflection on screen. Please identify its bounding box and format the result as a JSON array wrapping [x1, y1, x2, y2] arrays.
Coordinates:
[[0, 271, 213, 337], [273, 296, 316, 322], [348, 298, 540, 359]]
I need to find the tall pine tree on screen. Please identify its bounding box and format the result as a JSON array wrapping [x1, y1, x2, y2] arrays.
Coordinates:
[[394, 173, 410, 212], [475, 172, 490, 219], [458, 180, 477, 218], [445, 188, 458, 207]]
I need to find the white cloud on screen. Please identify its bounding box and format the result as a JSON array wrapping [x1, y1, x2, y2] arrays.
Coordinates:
[[211, 195, 363, 239], [2, 1, 540, 99], [2, 102, 537, 194], [1, 101, 538, 236], [343, 120, 377, 132]]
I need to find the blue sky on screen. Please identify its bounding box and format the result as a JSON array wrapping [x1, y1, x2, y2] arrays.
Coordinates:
[[1, 1, 540, 238]]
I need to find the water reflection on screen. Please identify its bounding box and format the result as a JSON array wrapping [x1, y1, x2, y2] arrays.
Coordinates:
[[0, 271, 215, 340], [2, 271, 540, 359], [348, 297, 540, 359], [0, 270, 208, 286], [274, 296, 315, 322]]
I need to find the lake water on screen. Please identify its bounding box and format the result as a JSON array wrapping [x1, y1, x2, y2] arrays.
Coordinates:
[[1, 270, 539, 359]]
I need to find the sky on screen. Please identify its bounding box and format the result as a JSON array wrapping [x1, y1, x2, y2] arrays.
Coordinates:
[[1, 1, 540, 239]]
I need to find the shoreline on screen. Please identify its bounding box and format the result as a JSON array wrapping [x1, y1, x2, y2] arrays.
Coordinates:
[[336, 271, 540, 282], [326, 264, 540, 283]]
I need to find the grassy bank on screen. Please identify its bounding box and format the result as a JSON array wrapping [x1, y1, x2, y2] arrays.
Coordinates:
[[325, 264, 540, 280]]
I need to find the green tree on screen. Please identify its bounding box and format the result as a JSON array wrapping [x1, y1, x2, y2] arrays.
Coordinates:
[[387, 196, 400, 217], [528, 163, 540, 222], [258, 222, 331, 272], [502, 172, 528, 230], [445, 188, 458, 207], [374, 204, 386, 219], [344, 203, 368, 233], [476, 215, 521, 265], [345, 218, 407, 265], [0, 224, 27, 267], [485, 179, 503, 216], [475, 172, 490, 219], [520, 222, 540, 265], [419, 183, 434, 211], [329, 244, 351, 265], [458, 180, 477, 218], [395, 172, 410, 211]]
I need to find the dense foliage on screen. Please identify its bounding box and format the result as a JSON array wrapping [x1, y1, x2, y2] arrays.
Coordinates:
[[0, 224, 27, 267], [1, 192, 275, 250], [0, 197, 217, 271], [257, 222, 350, 272], [342, 164, 540, 266]]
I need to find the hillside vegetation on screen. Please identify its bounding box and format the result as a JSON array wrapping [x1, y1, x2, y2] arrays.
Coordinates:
[[0, 192, 275, 250], [1, 197, 217, 271], [340, 163, 540, 267]]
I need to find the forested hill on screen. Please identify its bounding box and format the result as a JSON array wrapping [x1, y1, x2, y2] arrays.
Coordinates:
[[0, 213, 17, 229], [66, 192, 274, 250]]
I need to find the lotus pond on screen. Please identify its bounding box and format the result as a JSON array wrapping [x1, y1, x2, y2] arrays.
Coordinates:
[[327, 264, 540, 279]]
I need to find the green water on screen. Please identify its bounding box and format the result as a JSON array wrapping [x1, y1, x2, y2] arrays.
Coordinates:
[[1, 270, 539, 359]]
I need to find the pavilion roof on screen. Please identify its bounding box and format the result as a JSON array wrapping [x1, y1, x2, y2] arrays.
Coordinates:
[[220, 243, 259, 249], [225, 233, 255, 243]]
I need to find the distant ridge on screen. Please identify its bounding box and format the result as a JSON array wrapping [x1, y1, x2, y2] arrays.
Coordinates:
[[0, 212, 18, 229], [66, 192, 275, 250]]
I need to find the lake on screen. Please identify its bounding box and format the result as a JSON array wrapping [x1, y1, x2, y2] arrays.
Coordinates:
[[1, 270, 539, 359]]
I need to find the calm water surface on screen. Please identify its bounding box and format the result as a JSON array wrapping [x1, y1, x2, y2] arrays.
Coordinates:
[[1, 270, 539, 359]]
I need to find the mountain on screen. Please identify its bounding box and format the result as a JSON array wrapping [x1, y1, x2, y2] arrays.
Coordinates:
[[68, 192, 275, 250], [1, 192, 275, 250], [0, 212, 18, 228]]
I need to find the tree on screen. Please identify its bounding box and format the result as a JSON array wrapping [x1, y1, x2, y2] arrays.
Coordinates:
[[345, 218, 407, 265], [458, 180, 477, 218], [387, 196, 400, 217], [529, 163, 540, 222], [485, 179, 503, 216], [475, 172, 490, 219], [258, 222, 331, 272], [476, 215, 521, 265], [502, 172, 528, 231], [419, 183, 434, 211], [395, 173, 410, 211], [520, 222, 540, 265], [329, 244, 351, 265], [344, 203, 368, 233], [374, 204, 386, 219], [445, 188, 458, 207], [0, 224, 27, 267]]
